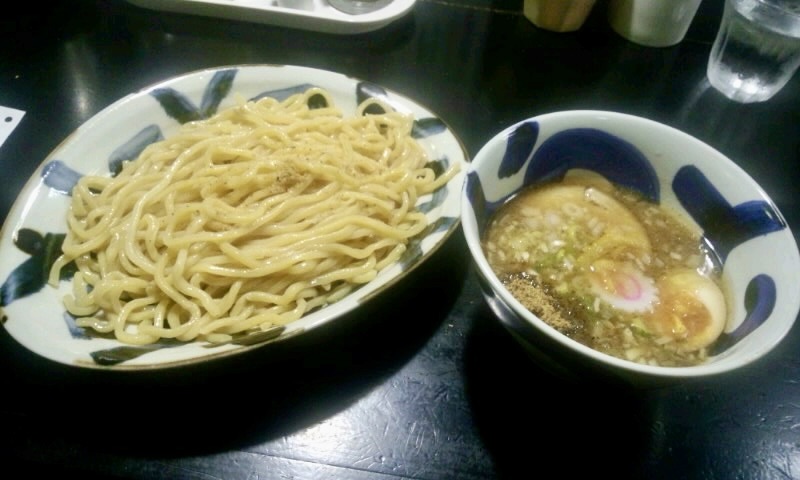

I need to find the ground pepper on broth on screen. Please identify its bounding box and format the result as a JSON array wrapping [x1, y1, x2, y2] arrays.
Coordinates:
[[482, 170, 728, 367]]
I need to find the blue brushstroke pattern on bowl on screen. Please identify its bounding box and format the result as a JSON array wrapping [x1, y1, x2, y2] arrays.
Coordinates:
[[462, 111, 800, 381]]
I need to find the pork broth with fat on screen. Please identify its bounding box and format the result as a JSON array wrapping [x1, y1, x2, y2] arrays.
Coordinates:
[[482, 171, 728, 367]]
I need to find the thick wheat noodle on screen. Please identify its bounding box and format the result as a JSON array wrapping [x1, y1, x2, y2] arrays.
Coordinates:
[[49, 87, 458, 345]]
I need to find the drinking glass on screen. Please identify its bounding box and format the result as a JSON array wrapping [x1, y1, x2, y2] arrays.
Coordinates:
[[707, 0, 800, 103]]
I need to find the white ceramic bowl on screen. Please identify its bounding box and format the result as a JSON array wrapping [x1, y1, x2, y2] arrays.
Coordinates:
[[462, 110, 800, 383]]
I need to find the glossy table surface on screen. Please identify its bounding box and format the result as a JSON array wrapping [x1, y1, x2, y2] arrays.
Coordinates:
[[1, 0, 799, 478]]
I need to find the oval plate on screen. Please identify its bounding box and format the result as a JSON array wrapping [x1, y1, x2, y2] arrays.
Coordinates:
[[0, 64, 468, 370]]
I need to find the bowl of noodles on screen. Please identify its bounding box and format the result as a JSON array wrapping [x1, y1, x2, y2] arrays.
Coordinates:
[[462, 110, 800, 383], [0, 64, 468, 369]]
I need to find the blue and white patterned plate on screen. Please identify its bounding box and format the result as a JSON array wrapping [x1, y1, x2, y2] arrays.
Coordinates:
[[0, 65, 468, 370]]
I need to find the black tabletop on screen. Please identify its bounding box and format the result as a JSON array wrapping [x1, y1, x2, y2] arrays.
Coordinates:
[[1, 1, 799, 479]]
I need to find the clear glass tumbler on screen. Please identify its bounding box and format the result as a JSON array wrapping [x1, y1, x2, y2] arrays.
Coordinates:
[[707, 0, 800, 103]]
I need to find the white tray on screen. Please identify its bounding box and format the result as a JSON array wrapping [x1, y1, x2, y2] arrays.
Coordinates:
[[126, 0, 416, 34]]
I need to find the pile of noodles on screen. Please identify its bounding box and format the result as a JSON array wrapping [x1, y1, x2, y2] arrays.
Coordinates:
[[49, 87, 457, 345]]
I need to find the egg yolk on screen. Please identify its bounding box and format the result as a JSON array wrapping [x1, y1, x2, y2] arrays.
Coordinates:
[[646, 270, 727, 351]]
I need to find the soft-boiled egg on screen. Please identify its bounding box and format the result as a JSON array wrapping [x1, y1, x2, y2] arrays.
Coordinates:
[[586, 263, 727, 351], [645, 269, 727, 351]]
